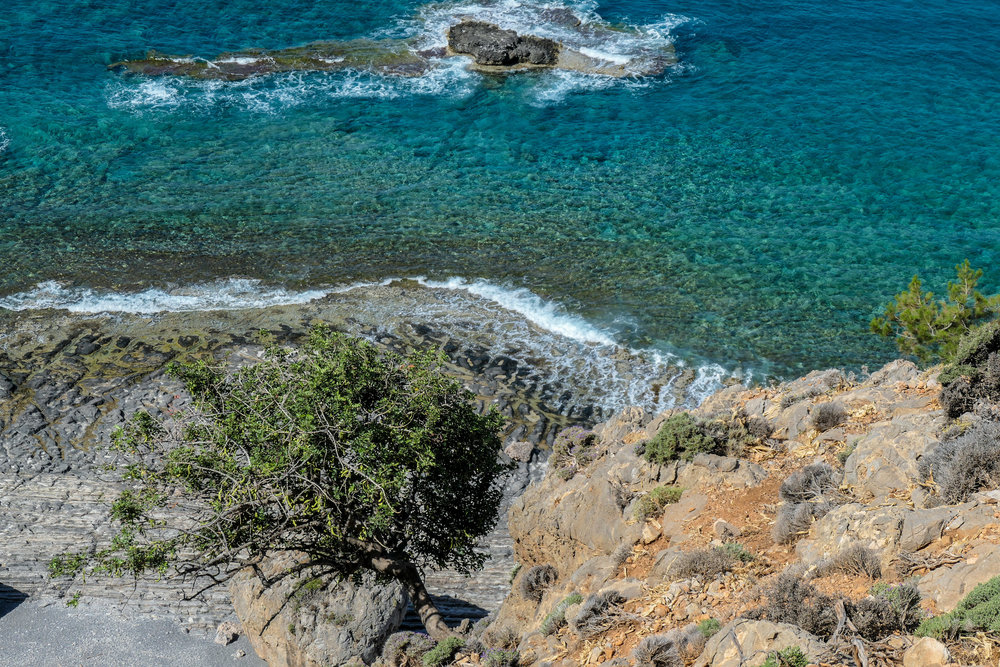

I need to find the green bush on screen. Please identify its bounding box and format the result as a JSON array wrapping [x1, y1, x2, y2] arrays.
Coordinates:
[[761, 646, 809, 667], [643, 413, 718, 465], [634, 485, 683, 521], [697, 618, 721, 638], [422, 636, 464, 667], [916, 575, 1000, 639], [870, 260, 1000, 363], [540, 592, 583, 636], [716, 542, 755, 564], [481, 648, 519, 667]]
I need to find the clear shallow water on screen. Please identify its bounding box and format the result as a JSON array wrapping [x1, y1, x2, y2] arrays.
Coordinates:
[[2, 0, 1000, 385]]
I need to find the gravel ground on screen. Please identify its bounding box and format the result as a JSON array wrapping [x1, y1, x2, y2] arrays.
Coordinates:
[[0, 599, 267, 667]]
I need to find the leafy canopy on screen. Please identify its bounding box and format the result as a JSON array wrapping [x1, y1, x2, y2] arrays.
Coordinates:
[[870, 260, 1000, 363], [58, 328, 512, 604]]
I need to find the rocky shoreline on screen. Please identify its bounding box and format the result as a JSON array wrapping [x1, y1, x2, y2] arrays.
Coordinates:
[[8, 294, 997, 666], [0, 289, 704, 640]]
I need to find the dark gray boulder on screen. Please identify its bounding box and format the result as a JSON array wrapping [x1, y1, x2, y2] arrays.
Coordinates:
[[447, 21, 560, 66]]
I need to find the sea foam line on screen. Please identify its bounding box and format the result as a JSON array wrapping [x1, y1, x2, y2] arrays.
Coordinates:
[[0, 279, 330, 314], [0, 277, 733, 408], [0, 127, 9, 153]]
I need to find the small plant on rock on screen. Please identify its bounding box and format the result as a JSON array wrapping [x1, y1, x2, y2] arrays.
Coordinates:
[[573, 590, 626, 637], [539, 592, 583, 636], [634, 485, 683, 521], [667, 548, 735, 580], [916, 575, 1000, 639], [551, 426, 598, 480], [773, 463, 842, 544], [697, 618, 722, 638], [481, 648, 519, 667], [752, 572, 839, 639], [761, 646, 809, 667], [422, 636, 464, 667], [811, 402, 846, 431], [643, 413, 718, 465], [716, 542, 755, 564], [824, 544, 881, 579], [850, 583, 923, 640], [919, 420, 1000, 504]]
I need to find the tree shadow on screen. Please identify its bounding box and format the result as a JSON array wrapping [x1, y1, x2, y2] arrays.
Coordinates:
[[400, 594, 489, 631], [0, 583, 28, 619]]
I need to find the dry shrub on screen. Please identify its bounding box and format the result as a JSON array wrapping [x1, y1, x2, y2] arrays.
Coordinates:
[[850, 583, 923, 640], [573, 590, 626, 637], [831, 544, 882, 579], [753, 572, 839, 639], [919, 419, 1000, 503], [518, 564, 557, 603], [631, 624, 706, 667], [779, 463, 838, 503], [667, 548, 735, 580], [773, 463, 841, 544], [811, 402, 846, 431]]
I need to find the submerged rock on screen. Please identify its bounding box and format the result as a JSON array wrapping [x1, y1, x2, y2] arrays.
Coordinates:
[[446, 21, 560, 67], [110, 39, 431, 81]]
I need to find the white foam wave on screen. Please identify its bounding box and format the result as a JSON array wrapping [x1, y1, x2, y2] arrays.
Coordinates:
[[106, 57, 477, 113], [0, 279, 329, 313], [0, 275, 736, 410], [0, 127, 10, 153], [412, 276, 616, 346]]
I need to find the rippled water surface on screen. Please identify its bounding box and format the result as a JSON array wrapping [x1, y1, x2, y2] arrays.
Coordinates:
[[2, 0, 1000, 382]]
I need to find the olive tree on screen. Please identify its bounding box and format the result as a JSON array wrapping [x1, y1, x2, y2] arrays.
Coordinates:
[[55, 328, 512, 639]]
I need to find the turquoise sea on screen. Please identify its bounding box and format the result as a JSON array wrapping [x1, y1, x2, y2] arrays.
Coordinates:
[[2, 0, 999, 409]]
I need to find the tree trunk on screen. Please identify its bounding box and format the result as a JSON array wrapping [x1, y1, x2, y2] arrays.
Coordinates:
[[365, 550, 453, 640]]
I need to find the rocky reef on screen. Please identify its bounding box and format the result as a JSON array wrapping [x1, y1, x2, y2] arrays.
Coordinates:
[[109, 19, 675, 81]]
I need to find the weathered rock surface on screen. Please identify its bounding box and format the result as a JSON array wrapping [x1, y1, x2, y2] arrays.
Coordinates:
[[230, 552, 408, 666], [902, 636, 950, 667], [447, 21, 560, 67], [693, 619, 827, 667], [843, 412, 942, 500]]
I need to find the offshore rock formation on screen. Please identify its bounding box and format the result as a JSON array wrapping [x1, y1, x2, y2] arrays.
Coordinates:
[[446, 21, 560, 67], [109, 21, 675, 81]]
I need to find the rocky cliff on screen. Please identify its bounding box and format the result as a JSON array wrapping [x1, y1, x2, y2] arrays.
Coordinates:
[[426, 359, 1000, 667]]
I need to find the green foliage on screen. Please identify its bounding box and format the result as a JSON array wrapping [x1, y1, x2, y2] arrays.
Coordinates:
[[540, 592, 583, 636], [643, 413, 718, 465], [716, 542, 755, 564], [54, 328, 512, 637], [508, 563, 521, 585], [551, 427, 598, 480], [422, 636, 464, 666], [48, 552, 87, 578], [870, 260, 1000, 363], [634, 485, 683, 521], [65, 591, 81, 608], [761, 646, 809, 667], [481, 648, 519, 667], [697, 618, 721, 638], [836, 441, 857, 466], [916, 575, 1000, 639]]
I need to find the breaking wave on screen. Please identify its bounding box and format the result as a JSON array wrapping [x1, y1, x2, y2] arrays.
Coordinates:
[[0, 276, 734, 411]]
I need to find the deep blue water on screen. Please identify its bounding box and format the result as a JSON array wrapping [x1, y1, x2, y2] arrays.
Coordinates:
[[2, 0, 999, 380]]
